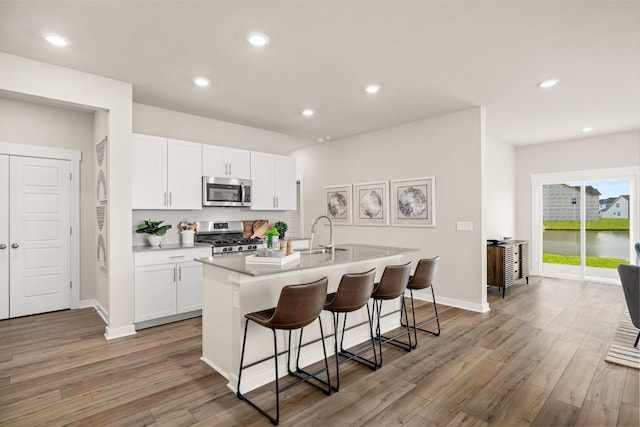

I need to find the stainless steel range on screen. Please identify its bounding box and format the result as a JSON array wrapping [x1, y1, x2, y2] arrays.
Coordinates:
[[195, 221, 264, 255]]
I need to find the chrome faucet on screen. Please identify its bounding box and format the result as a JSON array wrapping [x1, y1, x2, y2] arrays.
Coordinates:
[[310, 215, 334, 250]]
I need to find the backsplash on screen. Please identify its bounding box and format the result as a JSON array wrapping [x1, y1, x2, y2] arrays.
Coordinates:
[[132, 208, 289, 246]]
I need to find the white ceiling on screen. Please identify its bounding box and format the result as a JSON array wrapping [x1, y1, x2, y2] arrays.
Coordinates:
[[1, 1, 639, 151]]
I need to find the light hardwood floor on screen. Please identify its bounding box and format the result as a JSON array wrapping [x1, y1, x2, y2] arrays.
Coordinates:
[[1, 276, 639, 426]]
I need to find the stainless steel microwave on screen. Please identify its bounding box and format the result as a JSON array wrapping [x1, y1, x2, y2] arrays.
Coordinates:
[[202, 177, 252, 207]]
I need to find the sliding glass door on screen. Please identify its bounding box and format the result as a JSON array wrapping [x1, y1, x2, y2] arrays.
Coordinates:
[[533, 168, 638, 283]]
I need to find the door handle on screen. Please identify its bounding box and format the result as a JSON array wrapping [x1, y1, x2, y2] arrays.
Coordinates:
[[0, 244, 6, 249]]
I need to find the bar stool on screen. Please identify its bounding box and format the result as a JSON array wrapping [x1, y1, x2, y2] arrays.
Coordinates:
[[323, 268, 377, 391], [401, 256, 441, 349], [236, 277, 332, 426], [370, 262, 412, 368]]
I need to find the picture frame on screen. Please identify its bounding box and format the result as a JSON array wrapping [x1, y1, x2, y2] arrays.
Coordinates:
[[353, 181, 389, 226], [390, 176, 436, 227], [323, 184, 352, 225]]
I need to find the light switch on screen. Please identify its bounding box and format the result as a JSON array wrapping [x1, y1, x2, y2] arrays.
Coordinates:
[[456, 221, 473, 231]]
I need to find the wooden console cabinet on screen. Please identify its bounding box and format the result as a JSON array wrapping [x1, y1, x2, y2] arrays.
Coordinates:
[[487, 240, 529, 298]]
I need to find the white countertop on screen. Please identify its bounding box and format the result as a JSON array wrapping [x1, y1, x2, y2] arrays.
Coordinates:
[[196, 243, 417, 277]]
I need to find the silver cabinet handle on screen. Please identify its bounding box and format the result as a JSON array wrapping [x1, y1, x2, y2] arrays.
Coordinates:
[[173, 266, 177, 283], [169, 192, 172, 207], [229, 163, 232, 176], [164, 192, 167, 207], [179, 266, 182, 282], [0, 244, 6, 249], [11, 243, 19, 249]]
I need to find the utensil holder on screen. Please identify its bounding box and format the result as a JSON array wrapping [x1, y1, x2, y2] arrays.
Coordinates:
[[181, 230, 195, 246]]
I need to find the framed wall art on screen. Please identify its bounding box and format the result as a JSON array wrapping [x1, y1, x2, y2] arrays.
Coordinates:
[[390, 176, 436, 227], [353, 181, 389, 226], [323, 184, 352, 225]]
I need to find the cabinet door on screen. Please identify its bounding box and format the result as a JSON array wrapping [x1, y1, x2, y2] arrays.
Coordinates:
[[274, 155, 297, 211], [132, 134, 167, 209], [0, 155, 7, 320], [202, 144, 227, 177], [167, 139, 202, 210], [176, 261, 203, 313], [226, 148, 251, 179], [134, 264, 176, 322], [250, 152, 276, 210]]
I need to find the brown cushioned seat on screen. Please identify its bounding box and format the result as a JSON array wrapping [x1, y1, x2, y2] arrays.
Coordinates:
[[402, 256, 441, 348], [371, 262, 412, 367], [323, 268, 377, 390], [237, 277, 331, 425]]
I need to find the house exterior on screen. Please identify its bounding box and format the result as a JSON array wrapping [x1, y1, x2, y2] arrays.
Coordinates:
[[542, 184, 601, 221], [600, 195, 630, 219], [599, 197, 616, 212]]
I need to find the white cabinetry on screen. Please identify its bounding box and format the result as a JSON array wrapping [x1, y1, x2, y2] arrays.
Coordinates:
[[132, 134, 202, 210], [202, 144, 251, 179], [250, 152, 297, 211], [133, 247, 210, 325]]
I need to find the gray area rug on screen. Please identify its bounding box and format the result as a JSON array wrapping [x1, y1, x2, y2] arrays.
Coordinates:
[[605, 310, 640, 369]]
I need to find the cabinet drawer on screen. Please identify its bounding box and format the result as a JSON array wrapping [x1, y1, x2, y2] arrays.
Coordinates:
[[134, 248, 211, 267]]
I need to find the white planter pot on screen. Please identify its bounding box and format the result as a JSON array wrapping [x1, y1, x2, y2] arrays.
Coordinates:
[[148, 234, 162, 247]]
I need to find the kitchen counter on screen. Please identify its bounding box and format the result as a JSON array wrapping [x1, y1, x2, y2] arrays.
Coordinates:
[[197, 243, 418, 394], [196, 243, 416, 277]]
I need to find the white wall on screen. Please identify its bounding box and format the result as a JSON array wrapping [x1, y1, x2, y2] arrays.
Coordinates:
[[0, 52, 133, 339], [133, 103, 289, 154], [515, 130, 640, 243], [292, 107, 488, 311], [0, 96, 95, 301], [485, 136, 516, 240]]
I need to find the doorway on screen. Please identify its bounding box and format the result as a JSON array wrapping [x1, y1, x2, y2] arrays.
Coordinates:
[[532, 167, 639, 283]]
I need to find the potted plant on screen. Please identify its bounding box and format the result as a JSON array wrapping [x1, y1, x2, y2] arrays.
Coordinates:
[[274, 221, 288, 240], [136, 219, 172, 247], [264, 227, 280, 249]]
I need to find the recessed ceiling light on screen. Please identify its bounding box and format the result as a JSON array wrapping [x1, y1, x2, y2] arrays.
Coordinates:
[[194, 77, 210, 87], [247, 32, 269, 47], [302, 109, 315, 117], [44, 33, 69, 47], [582, 127, 593, 132], [365, 84, 381, 94], [317, 137, 325, 143], [537, 79, 559, 89]]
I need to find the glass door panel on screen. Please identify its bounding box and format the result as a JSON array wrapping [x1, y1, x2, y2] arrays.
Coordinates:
[[585, 179, 630, 280], [542, 182, 582, 277], [540, 179, 631, 281]]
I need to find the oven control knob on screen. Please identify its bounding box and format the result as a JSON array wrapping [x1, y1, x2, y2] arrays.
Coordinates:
[[237, 246, 243, 251]]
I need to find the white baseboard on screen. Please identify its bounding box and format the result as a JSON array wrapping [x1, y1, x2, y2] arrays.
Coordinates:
[[410, 291, 490, 313], [104, 324, 137, 340], [78, 298, 109, 324]]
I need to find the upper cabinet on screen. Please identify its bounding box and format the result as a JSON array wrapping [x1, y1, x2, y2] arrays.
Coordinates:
[[202, 144, 251, 179], [132, 134, 202, 210], [250, 152, 297, 211]]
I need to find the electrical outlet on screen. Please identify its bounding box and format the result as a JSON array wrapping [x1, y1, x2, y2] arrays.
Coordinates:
[[232, 291, 239, 308], [456, 221, 473, 231]]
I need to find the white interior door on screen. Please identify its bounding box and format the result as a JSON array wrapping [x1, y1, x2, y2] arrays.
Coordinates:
[[0, 155, 9, 320], [9, 156, 71, 317]]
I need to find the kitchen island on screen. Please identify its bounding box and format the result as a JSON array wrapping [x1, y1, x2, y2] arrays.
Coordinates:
[[196, 244, 417, 393]]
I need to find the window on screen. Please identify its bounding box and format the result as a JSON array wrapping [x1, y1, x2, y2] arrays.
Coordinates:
[[571, 197, 577, 205]]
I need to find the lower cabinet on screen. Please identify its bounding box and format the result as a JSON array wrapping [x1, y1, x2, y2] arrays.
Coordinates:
[[134, 247, 210, 325]]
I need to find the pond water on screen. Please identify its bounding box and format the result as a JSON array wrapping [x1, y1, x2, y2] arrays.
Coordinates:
[[543, 230, 630, 260]]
